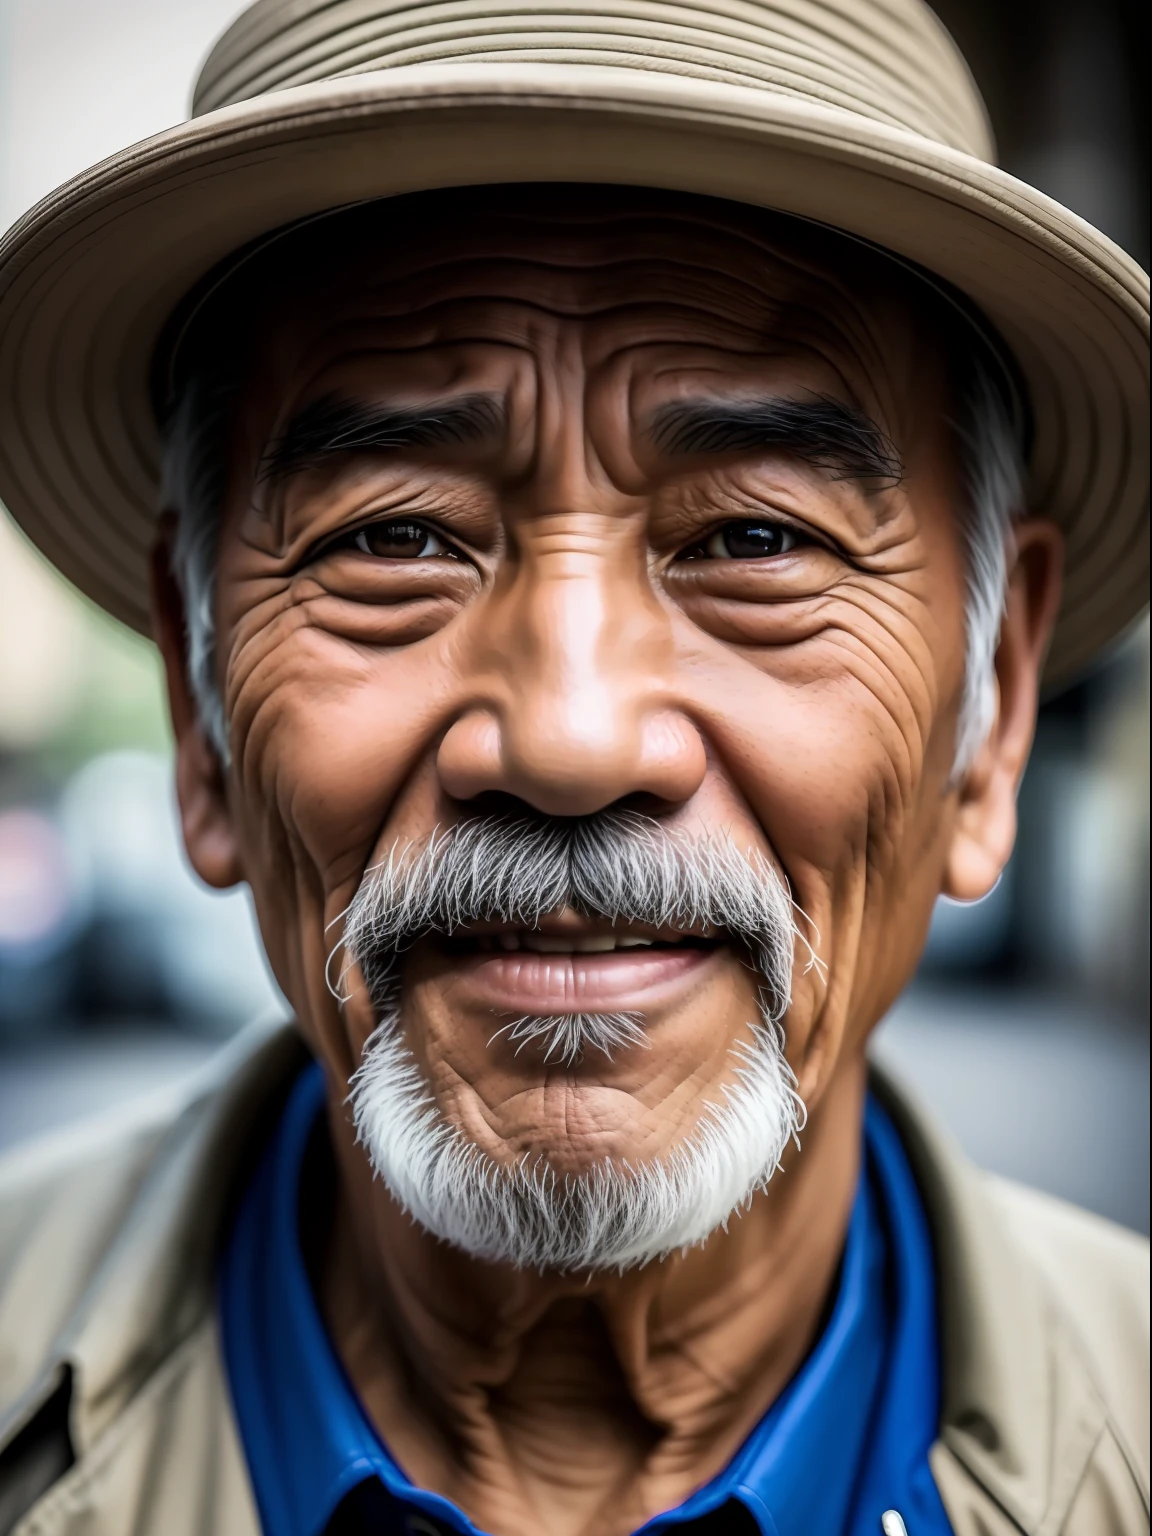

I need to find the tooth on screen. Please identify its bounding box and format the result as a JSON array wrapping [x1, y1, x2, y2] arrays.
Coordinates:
[[575, 935, 617, 952], [522, 935, 575, 953], [617, 936, 654, 948], [497, 932, 521, 951]]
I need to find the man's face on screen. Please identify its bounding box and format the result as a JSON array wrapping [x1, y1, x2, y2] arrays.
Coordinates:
[[165, 191, 1018, 1187]]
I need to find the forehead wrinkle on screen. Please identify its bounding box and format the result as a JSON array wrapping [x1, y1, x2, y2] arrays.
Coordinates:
[[273, 305, 787, 409], [274, 253, 923, 412], [275, 290, 836, 413], [765, 293, 928, 441], [308, 260, 790, 336], [314, 209, 822, 282], [253, 204, 936, 381], [241, 221, 941, 513], [276, 212, 874, 332]]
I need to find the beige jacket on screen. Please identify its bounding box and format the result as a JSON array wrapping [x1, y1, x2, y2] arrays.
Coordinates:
[[0, 1021, 1147, 1536]]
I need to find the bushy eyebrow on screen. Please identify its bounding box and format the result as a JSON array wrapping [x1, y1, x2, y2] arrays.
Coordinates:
[[650, 394, 903, 487], [260, 392, 505, 482]]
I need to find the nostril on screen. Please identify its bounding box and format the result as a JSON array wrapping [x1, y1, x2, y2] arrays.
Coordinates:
[[613, 789, 689, 820], [457, 790, 543, 821], [461, 789, 684, 823]]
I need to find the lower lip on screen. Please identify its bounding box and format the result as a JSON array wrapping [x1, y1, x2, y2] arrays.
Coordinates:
[[451, 946, 718, 1013]]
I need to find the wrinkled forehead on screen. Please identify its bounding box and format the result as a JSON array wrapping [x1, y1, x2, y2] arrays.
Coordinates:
[[166, 186, 959, 411], [270, 187, 893, 316]]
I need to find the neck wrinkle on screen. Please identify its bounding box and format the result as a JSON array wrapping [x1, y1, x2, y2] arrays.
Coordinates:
[[316, 1055, 866, 1534]]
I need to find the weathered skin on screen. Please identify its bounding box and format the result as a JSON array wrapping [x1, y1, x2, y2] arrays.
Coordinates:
[[152, 189, 1061, 1536]]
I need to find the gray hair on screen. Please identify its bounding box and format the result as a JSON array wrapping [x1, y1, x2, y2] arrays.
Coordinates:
[[162, 352, 1022, 778], [952, 367, 1024, 773], [162, 374, 234, 764]]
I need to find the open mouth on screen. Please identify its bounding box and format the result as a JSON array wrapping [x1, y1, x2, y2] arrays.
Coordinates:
[[436, 918, 725, 1013]]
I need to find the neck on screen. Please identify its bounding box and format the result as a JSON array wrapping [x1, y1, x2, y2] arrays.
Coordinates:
[[317, 1056, 866, 1536]]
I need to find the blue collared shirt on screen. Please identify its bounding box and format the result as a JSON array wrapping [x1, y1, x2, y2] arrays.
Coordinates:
[[220, 1063, 954, 1536]]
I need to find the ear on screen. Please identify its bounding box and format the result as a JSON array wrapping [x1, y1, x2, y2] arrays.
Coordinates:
[[943, 518, 1063, 902], [150, 528, 243, 889]]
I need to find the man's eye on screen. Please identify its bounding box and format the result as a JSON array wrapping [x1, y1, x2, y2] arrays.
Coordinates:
[[684, 521, 801, 561], [352, 521, 453, 559]]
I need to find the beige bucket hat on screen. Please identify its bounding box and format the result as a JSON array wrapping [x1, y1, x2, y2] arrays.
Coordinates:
[[0, 0, 1146, 683]]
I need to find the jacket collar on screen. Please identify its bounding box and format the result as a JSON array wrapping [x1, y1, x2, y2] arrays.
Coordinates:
[[59, 1020, 308, 1453], [870, 1066, 1108, 1533]]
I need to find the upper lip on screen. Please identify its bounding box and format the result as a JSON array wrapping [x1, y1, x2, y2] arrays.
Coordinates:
[[446, 914, 721, 954]]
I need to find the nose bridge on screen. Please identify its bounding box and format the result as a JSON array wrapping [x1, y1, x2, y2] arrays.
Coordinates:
[[437, 504, 706, 818], [437, 324, 707, 815], [495, 525, 668, 810]]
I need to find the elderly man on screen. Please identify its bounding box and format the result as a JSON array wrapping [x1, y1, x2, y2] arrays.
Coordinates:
[[0, 1, 1147, 1534]]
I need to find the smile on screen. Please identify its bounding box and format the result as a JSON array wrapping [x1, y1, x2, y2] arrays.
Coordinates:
[[437, 920, 724, 1013]]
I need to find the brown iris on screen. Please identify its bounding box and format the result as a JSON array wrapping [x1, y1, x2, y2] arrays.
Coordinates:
[[353, 520, 451, 559]]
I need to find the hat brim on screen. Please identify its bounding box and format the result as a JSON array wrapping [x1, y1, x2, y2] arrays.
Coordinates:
[[0, 61, 1146, 682]]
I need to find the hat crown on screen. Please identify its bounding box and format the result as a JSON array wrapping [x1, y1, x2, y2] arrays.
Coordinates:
[[193, 0, 995, 161]]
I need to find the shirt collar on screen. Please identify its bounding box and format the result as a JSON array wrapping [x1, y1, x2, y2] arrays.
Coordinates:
[[219, 1064, 947, 1536], [645, 1095, 950, 1536], [219, 1064, 482, 1536]]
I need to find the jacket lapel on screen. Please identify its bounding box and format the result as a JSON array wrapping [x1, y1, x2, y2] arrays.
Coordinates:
[[59, 1021, 307, 1456], [871, 1065, 1107, 1535]]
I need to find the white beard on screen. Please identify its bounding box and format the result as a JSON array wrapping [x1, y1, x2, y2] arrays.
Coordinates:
[[341, 810, 809, 1273], [349, 1005, 802, 1273]]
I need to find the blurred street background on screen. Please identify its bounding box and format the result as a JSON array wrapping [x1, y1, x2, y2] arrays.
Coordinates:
[[0, 0, 1147, 1233]]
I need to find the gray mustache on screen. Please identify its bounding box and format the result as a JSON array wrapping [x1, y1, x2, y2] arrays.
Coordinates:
[[338, 810, 804, 1026]]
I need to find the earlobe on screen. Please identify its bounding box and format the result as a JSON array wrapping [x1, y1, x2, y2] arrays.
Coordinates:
[[942, 742, 1015, 902], [942, 518, 1063, 904], [149, 535, 243, 890], [172, 718, 244, 890]]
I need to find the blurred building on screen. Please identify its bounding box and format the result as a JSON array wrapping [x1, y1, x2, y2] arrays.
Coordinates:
[[915, 0, 1149, 1009]]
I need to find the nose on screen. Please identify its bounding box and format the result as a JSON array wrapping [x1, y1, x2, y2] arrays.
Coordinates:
[[437, 540, 707, 817]]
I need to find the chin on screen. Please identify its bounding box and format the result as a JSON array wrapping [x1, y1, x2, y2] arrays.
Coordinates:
[[348, 1006, 804, 1272]]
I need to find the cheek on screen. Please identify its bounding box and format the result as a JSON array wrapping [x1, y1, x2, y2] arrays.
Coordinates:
[[684, 610, 956, 1073], [695, 628, 937, 880], [228, 619, 461, 883], [220, 610, 467, 1052], [675, 557, 965, 870]]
